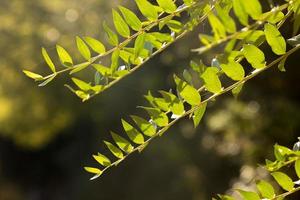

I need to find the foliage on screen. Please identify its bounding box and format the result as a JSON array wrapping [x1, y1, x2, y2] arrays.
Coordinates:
[[215, 142, 300, 200], [23, 0, 300, 197]]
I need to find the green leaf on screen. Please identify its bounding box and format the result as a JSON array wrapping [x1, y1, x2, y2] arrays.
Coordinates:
[[215, 4, 236, 33], [84, 167, 102, 175], [278, 57, 287, 72], [166, 20, 183, 33], [112, 9, 130, 38], [221, 61, 245, 81], [156, 0, 177, 14], [134, 33, 146, 58], [38, 75, 56, 87], [93, 64, 111, 76], [264, 23, 286, 55], [23, 70, 44, 81], [241, 0, 262, 20], [232, 83, 244, 98], [119, 6, 142, 31], [103, 21, 119, 46], [104, 141, 124, 159], [56, 45, 73, 67], [42, 48, 56, 72], [193, 102, 207, 128], [72, 78, 91, 91], [295, 159, 300, 178], [207, 12, 226, 39], [201, 67, 222, 94], [183, 0, 193, 6], [110, 50, 120, 73], [121, 119, 144, 144], [141, 107, 169, 127], [271, 172, 295, 191], [135, 0, 158, 21], [256, 180, 275, 199], [131, 115, 156, 137], [274, 144, 293, 161], [74, 90, 90, 101], [93, 153, 111, 167], [70, 62, 90, 74], [76, 36, 91, 61], [238, 190, 260, 200], [233, 0, 248, 26], [174, 75, 201, 106], [242, 44, 265, 69], [111, 132, 134, 153], [84, 37, 106, 55], [159, 91, 185, 115]]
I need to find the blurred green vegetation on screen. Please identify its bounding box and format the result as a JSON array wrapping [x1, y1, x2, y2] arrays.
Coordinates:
[[0, 0, 299, 200]]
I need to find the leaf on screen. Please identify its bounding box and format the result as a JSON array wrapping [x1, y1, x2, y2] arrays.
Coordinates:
[[131, 115, 156, 137], [221, 61, 245, 81], [110, 50, 120, 73], [193, 102, 207, 128], [72, 78, 91, 91], [134, 33, 146, 58], [215, 4, 236, 33], [264, 23, 286, 55], [233, 0, 248, 26], [70, 62, 90, 74], [121, 119, 144, 144], [56, 45, 73, 67], [271, 172, 295, 191], [183, 0, 193, 6], [103, 21, 119, 46], [159, 91, 185, 115], [111, 132, 134, 153], [241, 0, 262, 20], [93, 153, 111, 167], [295, 159, 300, 179], [166, 20, 183, 33], [112, 9, 130, 38], [237, 190, 260, 200], [84, 167, 102, 175], [242, 44, 265, 69], [141, 107, 169, 127], [256, 180, 275, 199], [23, 70, 44, 81], [278, 56, 287, 72], [75, 90, 90, 101], [84, 37, 106, 55], [93, 64, 111, 76], [174, 75, 201, 106], [135, 0, 158, 21], [207, 12, 226, 40], [119, 6, 142, 31], [42, 48, 56, 72], [201, 67, 222, 94], [76, 36, 91, 61], [232, 83, 244, 98], [156, 0, 177, 14], [104, 141, 124, 159]]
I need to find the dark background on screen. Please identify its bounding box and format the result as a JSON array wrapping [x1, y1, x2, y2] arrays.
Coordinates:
[[0, 0, 299, 199]]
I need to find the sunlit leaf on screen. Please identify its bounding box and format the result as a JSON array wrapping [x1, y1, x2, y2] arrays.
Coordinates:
[[23, 70, 44, 81], [221, 61, 245, 81], [131, 115, 156, 137], [201, 67, 222, 94], [242, 44, 265, 69], [103, 21, 119, 46], [233, 0, 248, 25], [56, 45, 73, 67], [119, 6, 142, 31], [42, 48, 56, 72], [264, 23, 286, 55], [84, 37, 106, 55], [135, 0, 158, 21], [112, 9, 130, 38], [157, 0, 177, 14], [76, 36, 91, 61], [93, 153, 111, 167], [295, 159, 300, 178], [271, 172, 295, 191], [121, 119, 144, 144], [256, 180, 275, 199], [193, 102, 207, 128], [104, 141, 124, 159], [72, 78, 91, 91], [111, 132, 134, 153]]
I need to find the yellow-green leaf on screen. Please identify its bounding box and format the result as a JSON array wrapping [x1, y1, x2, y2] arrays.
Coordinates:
[[56, 45, 73, 67], [72, 78, 91, 91], [238, 190, 260, 200], [70, 62, 90, 75], [122, 119, 144, 144], [193, 103, 207, 128], [242, 44, 265, 69], [119, 6, 142, 31], [76, 36, 91, 61], [93, 153, 111, 167], [221, 61, 245, 81], [295, 159, 300, 179], [271, 172, 295, 191], [131, 115, 156, 137], [174, 75, 201, 106], [112, 9, 130, 38], [84, 37, 106, 54], [23, 70, 44, 81], [42, 48, 56, 72], [256, 180, 275, 199], [264, 23, 286, 55], [135, 0, 158, 21], [241, 0, 262, 19], [157, 0, 177, 14], [104, 141, 124, 159], [84, 167, 102, 174], [111, 132, 134, 153], [233, 0, 248, 26], [103, 21, 119, 46], [201, 67, 222, 94]]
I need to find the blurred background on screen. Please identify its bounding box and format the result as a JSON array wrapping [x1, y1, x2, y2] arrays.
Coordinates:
[[0, 0, 299, 199]]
